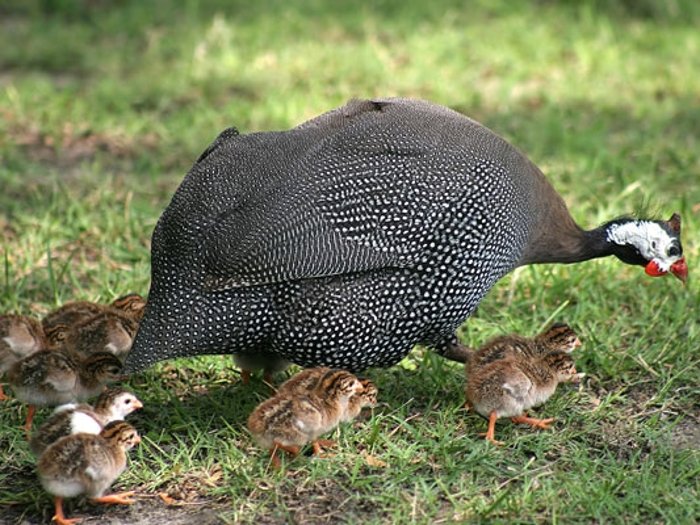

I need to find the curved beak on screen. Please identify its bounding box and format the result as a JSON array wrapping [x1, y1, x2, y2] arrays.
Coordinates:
[[670, 257, 688, 284]]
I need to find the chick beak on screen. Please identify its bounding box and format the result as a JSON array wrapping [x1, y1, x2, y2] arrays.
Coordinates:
[[670, 257, 688, 284]]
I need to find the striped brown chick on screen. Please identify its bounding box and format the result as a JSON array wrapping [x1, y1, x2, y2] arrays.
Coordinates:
[[37, 420, 141, 525], [7, 350, 124, 436], [30, 387, 143, 455], [0, 314, 47, 401], [247, 368, 364, 468], [466, 350, 583, 445]]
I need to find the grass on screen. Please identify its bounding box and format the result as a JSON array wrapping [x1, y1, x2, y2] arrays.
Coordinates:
[[1, 0, 699, 523]]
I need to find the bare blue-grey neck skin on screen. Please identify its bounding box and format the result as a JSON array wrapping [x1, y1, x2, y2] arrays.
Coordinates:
[[123, 98, 686, 374]]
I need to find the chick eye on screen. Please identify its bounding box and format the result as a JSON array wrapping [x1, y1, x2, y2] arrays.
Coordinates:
[[668, 245, 680, 257]]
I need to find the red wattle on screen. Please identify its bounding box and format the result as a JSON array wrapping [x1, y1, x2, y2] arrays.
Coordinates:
[[644, 260, 666, 277], [670, 257, 688, 283]]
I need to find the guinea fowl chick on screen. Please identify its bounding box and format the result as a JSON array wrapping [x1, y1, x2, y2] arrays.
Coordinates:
[[30, 387, 143, 455], [59, 309, 140, 362], [7, 350, 124, 435], [233, 351, 291, 385], [466, 351, 582, 445], [42, 294, 146, 333], [0, 314, 47, 401], [247, 369, 364, 467], [37, 420, 141, 525], [466, 323, 582, 373]]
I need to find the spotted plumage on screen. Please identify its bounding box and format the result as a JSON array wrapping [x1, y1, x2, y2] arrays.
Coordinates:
[[124, 98, 686, 374]]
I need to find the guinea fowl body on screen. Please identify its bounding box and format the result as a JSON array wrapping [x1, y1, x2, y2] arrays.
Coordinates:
[[125, 98, 686, 373]]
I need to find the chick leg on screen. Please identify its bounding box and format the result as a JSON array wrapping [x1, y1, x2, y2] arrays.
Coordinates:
[[478, 411, 504, 446], [511, 413, 555, 430], [312, 439, 337, 457], [269, 442, 300, 468], [23, 404, 36, 437], [92, 491, 136, 505], [52, 496, 81, 525]]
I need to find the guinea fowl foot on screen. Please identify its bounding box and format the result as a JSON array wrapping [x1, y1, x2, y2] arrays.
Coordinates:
[[269, 442, 301, 469], [478, 411, 504, 446], [92, 491, 136, 505], [511, 414, 555, 430], [23, 404, 36, 438], [52, 496, 81, 525], [312, 439, 337, 457]]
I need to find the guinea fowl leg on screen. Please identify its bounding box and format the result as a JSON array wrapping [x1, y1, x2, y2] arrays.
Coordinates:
[[241, 369, 252, 385], [23, 404, 36, 437], [0, 384, 8, 401], [52, 496, 81, 525], [312, 439, 337, 457], [441, 340, 475, 364], [511, 413, 555, 430], [269, 442, 300, 468], [478, 411, 504, 446], [92, 491, 136, 505]]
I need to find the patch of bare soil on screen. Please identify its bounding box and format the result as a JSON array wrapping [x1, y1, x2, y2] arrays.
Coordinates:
[[669, 418, 700, 451], [1, 498, 231, 525], [248, 472, 388, 525]]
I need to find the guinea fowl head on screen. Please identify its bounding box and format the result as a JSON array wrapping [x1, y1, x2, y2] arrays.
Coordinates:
[[603, 213, 687, 283]]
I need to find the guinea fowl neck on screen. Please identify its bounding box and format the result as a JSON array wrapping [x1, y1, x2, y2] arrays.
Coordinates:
[[518, 222, 614, 266]]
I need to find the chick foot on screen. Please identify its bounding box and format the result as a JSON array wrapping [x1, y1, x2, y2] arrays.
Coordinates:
[[511, 413, 555, 430], [92, 491, 136, 505]]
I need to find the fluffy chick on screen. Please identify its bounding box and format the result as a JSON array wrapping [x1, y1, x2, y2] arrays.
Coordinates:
[[30, 387, 143, 455], [247, 369, 363, 467], [7, 350, 123, 435], [37, 420, 141, 525], [466, 351, 582, 445], [0, 314, 47, 400]]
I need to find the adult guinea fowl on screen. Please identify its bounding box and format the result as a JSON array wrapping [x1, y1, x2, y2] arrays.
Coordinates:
[[124, 98, 687, 374]]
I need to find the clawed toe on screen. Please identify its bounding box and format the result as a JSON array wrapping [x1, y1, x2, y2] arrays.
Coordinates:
[[92, 491, 136, 505]]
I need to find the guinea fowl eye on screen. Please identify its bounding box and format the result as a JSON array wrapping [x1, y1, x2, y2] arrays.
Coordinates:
[[125, 399, 131, 404], [668, 245, 680, 257]]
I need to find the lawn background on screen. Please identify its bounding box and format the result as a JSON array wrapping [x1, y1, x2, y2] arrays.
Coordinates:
[[0, 0, 698, 523]]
